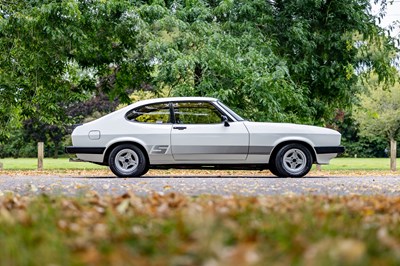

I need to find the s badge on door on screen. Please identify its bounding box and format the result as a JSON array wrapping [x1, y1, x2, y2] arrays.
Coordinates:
[[150, 145, 169, 154]]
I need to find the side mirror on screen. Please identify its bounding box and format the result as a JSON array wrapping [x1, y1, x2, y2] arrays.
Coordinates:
[[221, 115, 230, 127]]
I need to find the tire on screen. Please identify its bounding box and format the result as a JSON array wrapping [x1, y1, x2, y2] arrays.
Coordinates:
[[272, 143, 312, 177], [108, 144, 148, 177], [141, 164, 150, 176], [268, 162, 280, 176]]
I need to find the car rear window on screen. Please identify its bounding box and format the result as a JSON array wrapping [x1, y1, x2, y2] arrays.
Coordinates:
[[125, 103, 171, 124]]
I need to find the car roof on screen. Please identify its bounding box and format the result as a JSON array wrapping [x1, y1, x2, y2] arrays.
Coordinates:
[[125, 96, 218, 109], [114, 96, 219, 115], [135, 96, 219, 105]]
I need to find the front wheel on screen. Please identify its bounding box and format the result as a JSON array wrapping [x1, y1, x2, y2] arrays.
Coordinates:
[[108, 144, 148, 177], [272, 143, 312, 177]]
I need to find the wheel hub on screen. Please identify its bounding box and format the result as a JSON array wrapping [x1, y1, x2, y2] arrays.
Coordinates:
[[283, 148, 307, 174], [115, 149, 139, 174]]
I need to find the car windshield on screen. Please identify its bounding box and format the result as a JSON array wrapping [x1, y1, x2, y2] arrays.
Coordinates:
[[217, 101, 245, 121]]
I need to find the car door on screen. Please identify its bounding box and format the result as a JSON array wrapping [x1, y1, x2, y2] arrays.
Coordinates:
[[170, 101, 249, 161]]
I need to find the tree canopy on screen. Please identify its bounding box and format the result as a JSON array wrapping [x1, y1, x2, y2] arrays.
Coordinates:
[[353, 75, 400, 169], [0, 0, 398, 142], [354, 77, 400, 141]]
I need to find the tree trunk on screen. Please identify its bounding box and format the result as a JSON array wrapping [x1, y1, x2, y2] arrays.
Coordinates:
[[194, 63, 202, 89], [390, 138, 397, 171]]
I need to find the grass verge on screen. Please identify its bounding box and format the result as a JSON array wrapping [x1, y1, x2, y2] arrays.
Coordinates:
[[1, 192, 400, 265], [0, 157, 104, 170], [0, 157, 399, 171]]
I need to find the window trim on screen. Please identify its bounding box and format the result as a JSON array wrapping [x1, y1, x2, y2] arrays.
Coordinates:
[[215, 101, 244, 121], [125, 100, 239, 125], [170, 101, 228, 125]]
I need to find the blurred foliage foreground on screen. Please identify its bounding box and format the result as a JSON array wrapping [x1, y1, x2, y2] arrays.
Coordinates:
[[1, 192, 400, 265]]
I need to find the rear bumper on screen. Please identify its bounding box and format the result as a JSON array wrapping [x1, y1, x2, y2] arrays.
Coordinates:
[[315, 146, 345, 155], [65, 147, 106, 154]]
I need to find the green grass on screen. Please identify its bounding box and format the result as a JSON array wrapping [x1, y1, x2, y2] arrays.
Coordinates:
[[0, 158, 104, 170], [315, 157, 400, 171], [0, 157, 398, 171]]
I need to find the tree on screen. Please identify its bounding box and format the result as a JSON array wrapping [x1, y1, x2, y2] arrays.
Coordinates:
[[328, 110, 388, 158], [0, 0, 398, 144], [270, 0, 398, 112], [148, 0, 310, 122], [0, 0, 150, 141], [0, 0, 93, 140], [353, 76, 400, 170], [21, 92, 120, 158], [138, 0, 399, 123]]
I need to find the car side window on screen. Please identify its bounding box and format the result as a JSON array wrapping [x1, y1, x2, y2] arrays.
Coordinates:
[[173, 102, 223, 124], [126, 103, 170, 124]]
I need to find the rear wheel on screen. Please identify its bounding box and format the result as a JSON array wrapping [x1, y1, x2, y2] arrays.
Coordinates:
[[272, 143, 312, 177], [108, 144, 147, 177], [268, 162, 280, 176], [142, 164, 150, 176]]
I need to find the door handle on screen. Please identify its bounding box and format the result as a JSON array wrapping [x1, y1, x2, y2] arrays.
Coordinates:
[[173, 126, 187, 130]]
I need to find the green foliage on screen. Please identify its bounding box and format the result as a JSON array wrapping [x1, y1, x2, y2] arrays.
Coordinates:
[[0, 0, 398, 143], [353, 76, 400, 141], [0, 0, 148, 141], [0, 130, 37, 158], [143, 0, 309, 122], [142, 0, 398, 123], [0, 0, 91, 140], [330, 111, 389, 158], [342, 136, 390, 158], [0, 92, 119, 158], [0, 128, 67, 158]]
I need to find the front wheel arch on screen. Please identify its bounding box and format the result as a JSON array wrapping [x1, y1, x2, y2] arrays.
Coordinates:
[[269, 141, 316, 177], [270, 141, 316, 165]]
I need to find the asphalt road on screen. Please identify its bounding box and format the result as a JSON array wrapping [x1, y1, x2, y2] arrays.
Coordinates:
[[1, 174, 400, 196]]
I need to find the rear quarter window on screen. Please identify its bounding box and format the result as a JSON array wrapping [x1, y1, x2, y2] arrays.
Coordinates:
[[125, 103, 170, 124]]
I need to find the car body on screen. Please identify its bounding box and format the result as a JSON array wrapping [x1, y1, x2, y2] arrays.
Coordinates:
[[65, 97, 344, 177]]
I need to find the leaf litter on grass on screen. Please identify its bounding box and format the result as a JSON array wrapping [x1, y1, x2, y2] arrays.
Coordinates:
[[1, 192, 400, 265]]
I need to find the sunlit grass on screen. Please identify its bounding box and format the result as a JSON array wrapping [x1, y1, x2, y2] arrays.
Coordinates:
[[315, 157, 399, 171], [0, 157, 398, 171], [0, 158, 104, 170]]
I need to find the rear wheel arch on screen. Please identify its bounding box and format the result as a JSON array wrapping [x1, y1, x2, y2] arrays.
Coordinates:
[[104, 141, 149, 166]]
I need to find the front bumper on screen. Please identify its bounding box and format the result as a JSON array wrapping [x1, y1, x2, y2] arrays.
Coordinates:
[[314, 146, 345, 155]]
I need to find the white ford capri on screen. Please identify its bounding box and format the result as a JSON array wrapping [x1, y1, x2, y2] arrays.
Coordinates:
[[65, 97, 344, 177]]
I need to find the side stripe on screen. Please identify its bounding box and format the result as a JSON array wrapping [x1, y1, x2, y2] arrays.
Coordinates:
[[172, 146, 274, 155]]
